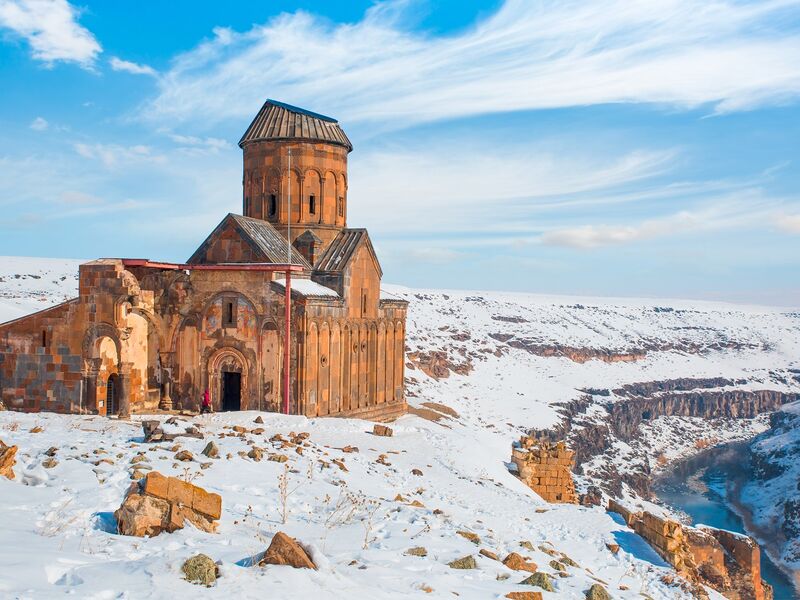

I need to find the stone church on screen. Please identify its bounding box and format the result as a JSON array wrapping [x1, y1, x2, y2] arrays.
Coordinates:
[[0, 100, 408, 421]]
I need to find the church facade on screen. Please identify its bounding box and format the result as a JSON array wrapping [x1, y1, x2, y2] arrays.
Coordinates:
[[0, 100, 408, 421]]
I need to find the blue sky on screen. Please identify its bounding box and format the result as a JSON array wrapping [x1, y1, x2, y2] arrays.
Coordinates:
[[0, 0, 799, 305]]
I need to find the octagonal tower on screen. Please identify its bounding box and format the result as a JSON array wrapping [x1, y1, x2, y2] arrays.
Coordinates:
[[239, 100, 353, 251]]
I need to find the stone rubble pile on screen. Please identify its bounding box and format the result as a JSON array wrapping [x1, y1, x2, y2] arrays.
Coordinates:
[[115, 471, 221, 536]]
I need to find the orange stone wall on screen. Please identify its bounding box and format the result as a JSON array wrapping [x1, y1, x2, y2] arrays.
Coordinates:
[[511, 438, 578, 503], [242, 140, 348, 251]]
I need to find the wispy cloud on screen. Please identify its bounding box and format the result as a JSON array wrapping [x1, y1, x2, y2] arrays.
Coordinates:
[[109, 56, 156, 76], [0, 0, 101, 68], [29, 116, 48, 130], [778, 213, 800, 233], [539, 194, 785, 248], [144, 0, 800, 129], [73, 142, 166, 168]]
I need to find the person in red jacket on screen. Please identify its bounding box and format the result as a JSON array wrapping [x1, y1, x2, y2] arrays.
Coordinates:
[[200, 388, 212, 414]]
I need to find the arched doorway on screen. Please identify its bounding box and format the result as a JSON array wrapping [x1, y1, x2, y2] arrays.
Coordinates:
[[222, 370, 241, 411], [207, 348, 248, 412], [106, 374, 119, 415]]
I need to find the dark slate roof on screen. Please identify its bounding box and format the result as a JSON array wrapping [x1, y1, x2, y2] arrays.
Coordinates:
[[187, 213, 311, 269], [239, 99, 353, 151], [314, 228, 382, 276]]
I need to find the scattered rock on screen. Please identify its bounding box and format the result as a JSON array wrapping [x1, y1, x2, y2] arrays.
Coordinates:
[[42, 458, 58, 469], [519, 541, 535, 551], [411, 468, 423, 476], [254, 416, 264, 424], [406, 547, 428, 557], [232, 426, 247, 434], [503, 552, 538, 573], [0, 440, 18, 480], [549, 560, 567, 572], [201, 442, 219, 458], [182, 553, 219, 586], [585, 583, 611, 600], [259, 531, 316, 569], [114, 471, 221, 536], [29, 426, 43, 433], [506, 593, 543, 600], [448, 555, 477, 569], [175, 450, 193, 462], [537, 544, 557, 556], [248, 447, 264, 462], [44, 447, 58, 457], [457, 530, 480, 545], [268, 454, 288, 463], [520, 572, 554, 592], [372, 424, 393, 437], [479, 549, 499, 561], [332, 458, 348, 472], [605, 543, 620, 555], [342, 445, 359, 453], [130, 455, 148, 464], [559, 554, 579, 568]]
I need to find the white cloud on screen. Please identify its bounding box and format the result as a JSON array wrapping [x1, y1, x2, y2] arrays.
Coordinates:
[[0, 0, 101, 67], [73, 142, 166, 168], [166, 132, 230, 154], [778, 213, 800, 233], [109, 56, 156, 76], [349, 140, 674, 233], [540, 196, 782, 248], [145, 0, 800, 128], [29, 116, 48, 130]]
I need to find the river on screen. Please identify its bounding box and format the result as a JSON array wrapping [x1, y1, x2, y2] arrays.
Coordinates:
[[653, 442, 798, 599]]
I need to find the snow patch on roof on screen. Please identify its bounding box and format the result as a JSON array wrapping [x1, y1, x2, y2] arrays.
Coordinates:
[[273, 277, 339, 298]]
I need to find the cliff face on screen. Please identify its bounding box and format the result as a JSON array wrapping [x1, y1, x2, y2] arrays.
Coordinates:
[[740, 401, 800, 574], [605, 389, 795, 441], [534, 379, 797, 497]]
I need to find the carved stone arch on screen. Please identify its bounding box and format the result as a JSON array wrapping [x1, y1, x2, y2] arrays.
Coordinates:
[[119, 269, 141, 297], [170, 314, 199, 353], [82, 322, 121, 363], [205, 344, 254, 411], [377, 321, 386, 405]]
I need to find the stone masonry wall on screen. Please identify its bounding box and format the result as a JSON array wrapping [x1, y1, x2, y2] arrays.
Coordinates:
[[511, 437, 577, 503], [607, 499, 772, 600]]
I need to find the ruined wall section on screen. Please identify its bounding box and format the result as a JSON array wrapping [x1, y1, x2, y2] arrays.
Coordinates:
[[608, 499, 772, 600], [510, 437, 578, 503]]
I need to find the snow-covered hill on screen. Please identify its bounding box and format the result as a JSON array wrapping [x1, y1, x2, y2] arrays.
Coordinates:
[[1, 257, 799, 598]]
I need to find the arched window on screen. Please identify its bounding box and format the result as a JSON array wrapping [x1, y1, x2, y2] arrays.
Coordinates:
[[309, 195, 316, 215], [269, 194, 277, 216]]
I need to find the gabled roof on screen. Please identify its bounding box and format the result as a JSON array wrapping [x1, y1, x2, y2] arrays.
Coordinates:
[[313, 228, 382, 277], [187, 213, 312, 269], [239, 99, 353, 152]]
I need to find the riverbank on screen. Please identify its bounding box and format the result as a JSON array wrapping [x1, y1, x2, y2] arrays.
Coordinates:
[[653, 442, 798, 599]]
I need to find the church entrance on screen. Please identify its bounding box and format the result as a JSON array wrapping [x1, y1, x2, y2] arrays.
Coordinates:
[[222, 371, 241, 411], [106, 373, 119, 415]]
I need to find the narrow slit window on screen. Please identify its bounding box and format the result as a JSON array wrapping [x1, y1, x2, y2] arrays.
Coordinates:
[[42, 329, 47, 348], [338, 197, 344, 217], [361, 290, 368, 316], [309, 195, 316, 215], [223, 299, 237, 327], [269, 194, 277, 216]]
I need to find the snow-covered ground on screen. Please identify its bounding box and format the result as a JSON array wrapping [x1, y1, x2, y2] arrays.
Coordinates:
[[1, 257, 799, 597], [0, 256, 82, 322]]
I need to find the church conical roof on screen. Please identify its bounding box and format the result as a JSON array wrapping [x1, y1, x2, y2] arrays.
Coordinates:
[[238, 99, 352, 151]]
